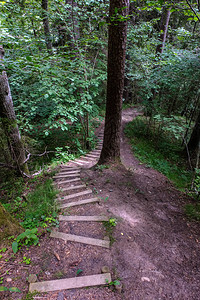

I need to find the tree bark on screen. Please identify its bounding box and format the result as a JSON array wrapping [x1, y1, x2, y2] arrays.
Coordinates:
[[187, 109, 200, 154], [99, 0, 129, 163], [156, 7, 171, 54], [41, 0, 53, 53], [0, 46, 29, 175]]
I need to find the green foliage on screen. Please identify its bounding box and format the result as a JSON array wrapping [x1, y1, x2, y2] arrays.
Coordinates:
[[125, 117, 192, 189], [20, 179, 59, 229], [95, 164, 109, 171], [0, 286, 21, 292], [103, 218, 117, 245], [184, 203, 200, 221], [12, 228, 39, 254], [106, 279, 120, 286]]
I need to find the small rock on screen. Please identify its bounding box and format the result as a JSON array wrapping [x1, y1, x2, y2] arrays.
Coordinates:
[[57, 292, 64, 300], [104, 236, 110, 241], [28, 274, 37, 283], [101, 266, 110, 273], [45, 271, 51, 276], [141, 276, 150, 282], [6, 278, 12, 282], [109, 189, 113, 192]]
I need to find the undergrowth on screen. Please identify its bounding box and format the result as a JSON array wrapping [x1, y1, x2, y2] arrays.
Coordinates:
[[125, 116, 192, 189], [3, 176, 59, 229]]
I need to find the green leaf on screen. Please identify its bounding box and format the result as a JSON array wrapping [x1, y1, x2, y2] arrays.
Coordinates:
[[9, 287, 21, 292], [12, 241, 18, 254], [76, 269, 83, 276], [0, 286, 8, 291]]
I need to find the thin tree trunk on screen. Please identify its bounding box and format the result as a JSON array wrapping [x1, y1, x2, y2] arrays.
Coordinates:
[[41, 0, 53, 53], [99, 0, 129, 163], [0, 46, 29, 175], [156, 7, 171, 54]]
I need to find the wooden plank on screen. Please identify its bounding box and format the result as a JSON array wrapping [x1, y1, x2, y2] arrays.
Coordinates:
[[59, 190, 92, 201], [61, 185, 86, 192], [58, 170, 80, 175], [72, 161, 84, 166], [59, 215, 109, 222], [74, 159, 90, 164], [54, 174, 80, 179], [60, 197, 98, 209], [56, 178, 81, 185], [50, 231, 110, 248], [79, 156, 95, 161], [85, 154, 99, 158], [29, 273, 111, 293]]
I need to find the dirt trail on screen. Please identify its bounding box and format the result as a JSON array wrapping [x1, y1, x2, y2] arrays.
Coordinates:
[[1, 108, 200, 300], [81, 108, 200, 299]]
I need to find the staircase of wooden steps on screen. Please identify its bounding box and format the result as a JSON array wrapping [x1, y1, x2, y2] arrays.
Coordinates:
[[29, 130, 113, 295]]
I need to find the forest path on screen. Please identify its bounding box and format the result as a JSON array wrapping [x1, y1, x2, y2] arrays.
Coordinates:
[[80, 107, 200, 300], [28, 126, 121, 299], [25, 108, 200, 300]]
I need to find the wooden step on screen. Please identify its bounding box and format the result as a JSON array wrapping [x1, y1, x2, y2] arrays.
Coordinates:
[[60, 185, 86, 192], [29, 273, 111, 293], [54, 174, 80, 179], [59, 215, 109, 222], [85, 154, 99, 158], [50, 231, 110, 248], [79, 156, 95, 161], [59, 190, 92, 201], [74, 159, 90, 164], [72, 161, 84, 166], [55, 178, 81, 185], [57, 170, 80, 175], [60, 197, 99, 209]]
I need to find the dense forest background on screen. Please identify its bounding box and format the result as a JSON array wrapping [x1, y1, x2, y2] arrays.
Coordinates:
[[1, 0, 200, 236]]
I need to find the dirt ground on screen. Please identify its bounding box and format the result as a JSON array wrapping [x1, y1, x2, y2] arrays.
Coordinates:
[[1, 108, 200, 300]]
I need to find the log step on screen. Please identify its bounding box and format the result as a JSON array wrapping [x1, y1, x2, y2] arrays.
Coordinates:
[[29, 273, 111, 293], [57, 170, 80, 175], [50, 231, 110, 248], [60, 185, 86, 192], [60, 197, 99, 209], [55, 178, 81, 185], [54, 174, 80, 179], [73, 159, 90, 164], [59, 190, 92, 201], [59, 215, 109, 222]]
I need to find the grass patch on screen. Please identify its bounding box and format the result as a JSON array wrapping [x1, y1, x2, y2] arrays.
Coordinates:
[[184, 203, 200, 221], [21, 178, 59, 229], [2, 176, 59, 229], [125, 116, 192, 189]]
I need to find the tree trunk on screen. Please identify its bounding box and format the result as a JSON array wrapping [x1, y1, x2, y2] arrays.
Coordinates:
[[41, 0, 53, 53], [187, 109, 200, 154], [0, 46, 29, 175], [99, 0, 129, 163], [156, 7, 171, 54]]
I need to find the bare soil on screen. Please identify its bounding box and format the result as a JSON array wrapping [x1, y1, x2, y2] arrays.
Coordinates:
[[1, 108, 200, 300]]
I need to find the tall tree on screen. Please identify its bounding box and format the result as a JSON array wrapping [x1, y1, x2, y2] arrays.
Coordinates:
[[156, 6, 171, 54], [41, 0, 53, 53], [99, 0, 129, 163], [0, 46, 29, 175]]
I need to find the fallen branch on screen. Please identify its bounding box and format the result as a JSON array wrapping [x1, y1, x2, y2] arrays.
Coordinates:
[[23, 147, 55, 164]]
